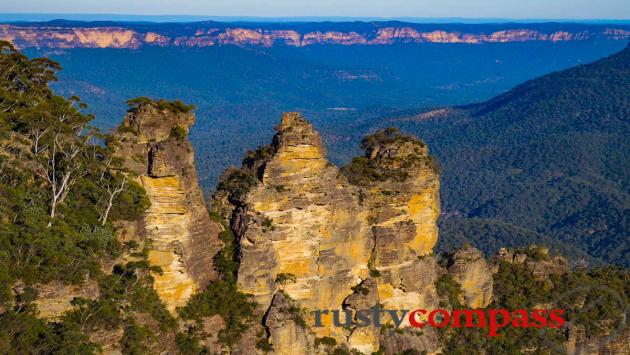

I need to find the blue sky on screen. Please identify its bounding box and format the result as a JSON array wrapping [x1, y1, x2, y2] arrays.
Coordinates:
[[1, 0, 629, 19]]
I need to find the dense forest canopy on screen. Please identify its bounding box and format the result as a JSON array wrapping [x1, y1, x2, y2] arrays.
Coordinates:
[[368, 42, 630, 267]]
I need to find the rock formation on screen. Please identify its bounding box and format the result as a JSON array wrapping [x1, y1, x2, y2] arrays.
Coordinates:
[[214, 113, 441, 354], [2, 23, 629, 49], [113, 101, 222, 312], [444, 245, 496, 308], [498, 246, 569, 281]]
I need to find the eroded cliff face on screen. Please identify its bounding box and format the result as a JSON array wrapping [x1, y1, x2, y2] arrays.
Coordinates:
[[2, 23, 629, 49], [215, 113, 441, 354], [445, 246, 496, 308], [360, 130, 440, 315], [113, 103, 222, 312]]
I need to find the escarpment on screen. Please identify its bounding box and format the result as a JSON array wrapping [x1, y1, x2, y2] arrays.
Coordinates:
[[112, 99, 222, 312], [213, 113, 441, 354], [2, 23, 630, 49]]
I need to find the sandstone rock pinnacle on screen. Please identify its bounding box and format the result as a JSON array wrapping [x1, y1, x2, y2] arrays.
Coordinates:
[[214, 113, 442, 354], [113, 100, 222, 312]]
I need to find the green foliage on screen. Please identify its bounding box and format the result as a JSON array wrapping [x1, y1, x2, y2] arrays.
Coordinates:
[[126, 96, 195, 114], [367, 260, 381, 278], [331, 347, 351, 355], [207, 209, 223, 223], [275, 273, 297, 287], [169, 125, 188, 142], [215, 167, 259, 204], [515, 245, 551, 261], [121, 321, 156, 355], [550, 266, 629, 337], [341, 128, 436, 186], [105, 179, 151, 222], [341, 156, 384, 186], [351, 283, 370, 296], [0, 41, 60, 110], [440, 259, 629, 353], [369, 268, 381, 278], [0, 306, 100, 354], [0, 42, 150, 307], [261, 216, 275, 231], [116, 124, 139, 135], [98, 255, 176, 330], [437, 218, 596, 265], [435, 274, 463, 308], [175, 330, 206, 355], [255, 336, 273, 352], [243, 144, 276, 169], [360, 127, 425, 153], [177, 280, 256, 347], [287, 304, 308, 329], [213, 229, 240, 283], [492, 260, 553, 309], [314, 336, 337, 348]]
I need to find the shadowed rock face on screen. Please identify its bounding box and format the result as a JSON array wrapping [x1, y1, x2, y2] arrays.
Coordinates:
[[217, 112, 441, 354], [114, 103, 222, 312]]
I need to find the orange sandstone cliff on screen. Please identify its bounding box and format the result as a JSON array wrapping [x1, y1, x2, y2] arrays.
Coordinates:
[[1, 23, 629, 49]]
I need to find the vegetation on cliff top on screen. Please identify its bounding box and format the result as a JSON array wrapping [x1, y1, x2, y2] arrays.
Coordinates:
[[126, 96, 195, 114], [341, 127, 439, 186]]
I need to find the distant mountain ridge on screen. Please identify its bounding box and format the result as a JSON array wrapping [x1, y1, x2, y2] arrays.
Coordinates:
[[1, 20, 630, 48]]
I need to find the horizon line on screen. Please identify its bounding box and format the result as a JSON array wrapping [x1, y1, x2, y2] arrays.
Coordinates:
[[1, 13, 629, 24]]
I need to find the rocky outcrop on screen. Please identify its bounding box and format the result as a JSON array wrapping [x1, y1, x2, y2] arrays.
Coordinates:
[[2, 23, 629, 49], [265, 292, 316, 355], [564, 324, 630, 355], [215, 113, 441, 354], [12, 279, 99, 319], [498, 246, 569, 281], [379, 326, 440, 354], [445, 245, 496, 308], [113, 101, 222, 312]]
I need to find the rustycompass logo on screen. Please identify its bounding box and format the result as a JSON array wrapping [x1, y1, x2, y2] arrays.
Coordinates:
[[313, 306, 566, 336]]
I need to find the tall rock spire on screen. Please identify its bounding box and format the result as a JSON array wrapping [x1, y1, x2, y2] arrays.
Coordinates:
[[112, 99, 222, 312]]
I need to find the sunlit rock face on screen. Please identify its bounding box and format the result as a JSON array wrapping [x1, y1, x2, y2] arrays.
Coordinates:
[[446, 245, 496, 308], [218, 112, 441, 354], [2, 24, 629, 49], [231, 113, 373, 349], [360, 130, 441, 325], [114, 103, 222, 312], [12, 280, 99, 320]]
